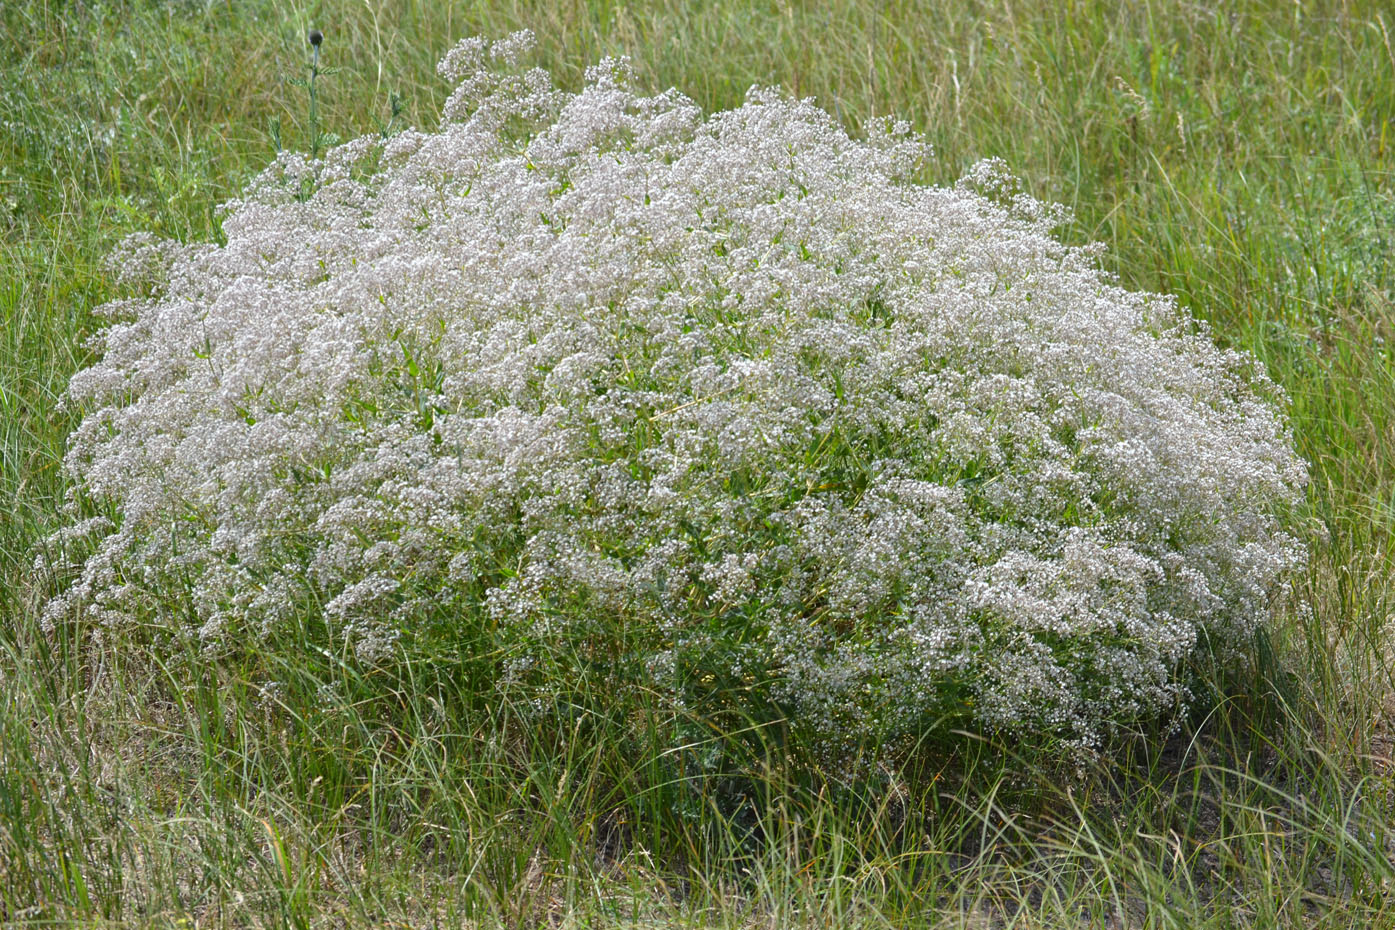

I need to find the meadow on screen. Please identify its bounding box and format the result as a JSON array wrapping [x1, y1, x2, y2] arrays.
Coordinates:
[[1, 0, 1393, 926]]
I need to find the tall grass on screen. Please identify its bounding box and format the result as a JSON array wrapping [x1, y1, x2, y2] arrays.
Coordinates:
[[2, 0, 1392, 925]]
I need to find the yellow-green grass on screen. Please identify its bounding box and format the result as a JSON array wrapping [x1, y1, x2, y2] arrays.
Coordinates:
[[2, 0, 1393, 925]]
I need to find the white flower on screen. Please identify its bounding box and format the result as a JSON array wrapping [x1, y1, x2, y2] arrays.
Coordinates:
[[45, 32, 1307, 751]]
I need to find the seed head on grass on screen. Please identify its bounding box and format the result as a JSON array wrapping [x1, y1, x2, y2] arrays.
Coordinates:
[[43, 31, 1308, 761]]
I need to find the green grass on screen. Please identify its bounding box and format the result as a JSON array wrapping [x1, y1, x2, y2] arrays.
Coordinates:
[[3, 0, 1394, 925]]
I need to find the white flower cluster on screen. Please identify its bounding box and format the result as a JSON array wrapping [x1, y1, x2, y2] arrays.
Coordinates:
[[44, 32, 1307, 749]]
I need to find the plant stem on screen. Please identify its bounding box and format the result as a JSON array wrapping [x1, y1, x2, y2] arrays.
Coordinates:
[[309, 43, 320, 159]]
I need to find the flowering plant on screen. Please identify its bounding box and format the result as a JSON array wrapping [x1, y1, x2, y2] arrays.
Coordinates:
[[44, 32, 1306, 752]]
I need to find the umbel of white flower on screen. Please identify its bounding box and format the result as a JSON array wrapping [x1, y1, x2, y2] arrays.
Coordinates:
[[45, 32, 1306, 751]]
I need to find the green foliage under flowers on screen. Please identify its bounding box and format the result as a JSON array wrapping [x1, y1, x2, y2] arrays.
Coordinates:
[[1, 1, 1393, 926]]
